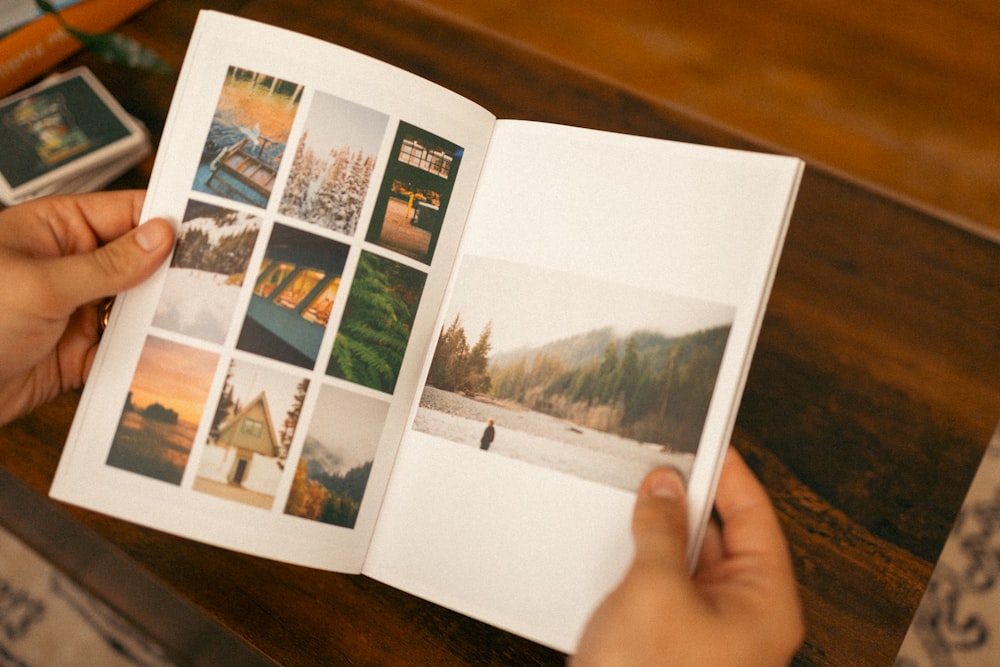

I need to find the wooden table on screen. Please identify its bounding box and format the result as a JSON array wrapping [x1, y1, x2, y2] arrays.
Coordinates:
[[2, 1, 998, 665]]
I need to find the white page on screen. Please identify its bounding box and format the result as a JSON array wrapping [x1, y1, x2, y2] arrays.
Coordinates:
[[364, 120, 803, 652], [50, 12, 495, 571]]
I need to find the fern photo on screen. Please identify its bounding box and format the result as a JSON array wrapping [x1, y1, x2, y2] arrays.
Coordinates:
[[327, 251, 427, 393]]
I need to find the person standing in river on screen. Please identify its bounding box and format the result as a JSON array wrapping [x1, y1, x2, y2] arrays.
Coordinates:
[[480, 419, 495, 451]]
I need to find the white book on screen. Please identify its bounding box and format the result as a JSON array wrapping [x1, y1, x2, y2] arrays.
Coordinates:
[[50, 10, 803, 654]]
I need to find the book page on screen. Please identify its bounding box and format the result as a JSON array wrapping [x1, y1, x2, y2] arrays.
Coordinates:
[[50, 11, 495, 572], [364, 120, 803, 652]]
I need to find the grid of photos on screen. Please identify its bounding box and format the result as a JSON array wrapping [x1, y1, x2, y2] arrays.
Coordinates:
[[104, 64, 465, 530], [415, 255, 736, 492]]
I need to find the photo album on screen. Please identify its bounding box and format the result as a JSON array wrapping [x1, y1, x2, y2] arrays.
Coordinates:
[[50, 11, 803, 653]]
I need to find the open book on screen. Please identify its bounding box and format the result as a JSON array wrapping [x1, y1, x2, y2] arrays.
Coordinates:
[[50, 11, 803, 653]]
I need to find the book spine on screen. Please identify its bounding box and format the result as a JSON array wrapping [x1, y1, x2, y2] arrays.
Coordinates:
[[0, 0, 158, 98]]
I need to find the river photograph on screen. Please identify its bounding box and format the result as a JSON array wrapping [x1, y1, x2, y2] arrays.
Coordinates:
[[414, 255, 735, 491]]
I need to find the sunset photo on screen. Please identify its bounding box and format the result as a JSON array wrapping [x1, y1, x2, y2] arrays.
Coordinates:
[[106, 336, 219, 485]]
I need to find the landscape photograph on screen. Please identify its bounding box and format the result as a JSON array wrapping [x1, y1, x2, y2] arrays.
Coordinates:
[[364, 121, 463, 265], [193, 66, 302, 208], [151, 199, 261, 344], [193, 358, 309, 509], [106, 336, 219, 485], [285, 384, 389, 528], [415, 255, 736, 491], [278, 91, 388, 235], [327, 250, 427, 394]]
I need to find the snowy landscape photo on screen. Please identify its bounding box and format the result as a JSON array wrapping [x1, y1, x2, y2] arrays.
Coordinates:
[[152, 199, 261, 344], [415, 255, 736, 491], [278, 91, 388, 235]]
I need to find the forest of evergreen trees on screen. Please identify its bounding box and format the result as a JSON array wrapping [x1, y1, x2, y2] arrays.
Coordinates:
[[426, 317, 731, 453], [285, 452, 372, 528], [426, 315, 493, 396], [172, 208, 259, 278], [279, 130, 376, 235]]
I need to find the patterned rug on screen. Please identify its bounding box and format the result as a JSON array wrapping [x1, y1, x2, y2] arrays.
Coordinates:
[[0, 522, 176, 667], [896, 420, 1000, 667]]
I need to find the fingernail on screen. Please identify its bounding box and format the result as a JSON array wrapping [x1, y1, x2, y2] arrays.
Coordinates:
[[646, 468, 686, 499], [135, 219, 169, 252]]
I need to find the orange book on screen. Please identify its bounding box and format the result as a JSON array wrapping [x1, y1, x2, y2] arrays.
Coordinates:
[[0, 0, 157, 97]]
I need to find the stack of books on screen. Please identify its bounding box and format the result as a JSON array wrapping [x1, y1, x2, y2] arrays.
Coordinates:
[[0, 67, 149, 205]]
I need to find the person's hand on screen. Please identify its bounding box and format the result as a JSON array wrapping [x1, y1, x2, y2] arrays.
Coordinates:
[[0, 191, 174, 426], [572, 449, 804, 666]]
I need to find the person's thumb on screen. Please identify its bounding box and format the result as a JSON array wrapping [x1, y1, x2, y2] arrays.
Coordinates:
[[630, 467, 690, 575], [46, 218, 174, 312]]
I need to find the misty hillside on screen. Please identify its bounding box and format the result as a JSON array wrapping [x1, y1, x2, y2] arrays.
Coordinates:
[[491, 326, 697, 369]]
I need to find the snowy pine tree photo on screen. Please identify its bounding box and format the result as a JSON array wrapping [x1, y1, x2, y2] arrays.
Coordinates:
[[280, 139, 376, 234], [277, 92, 388, 236], [152, 201, 261, 344]]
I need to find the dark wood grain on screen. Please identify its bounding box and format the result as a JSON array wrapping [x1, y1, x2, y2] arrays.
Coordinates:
[[1, 1, 998, 665], [411, 0, 1000, 238]]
